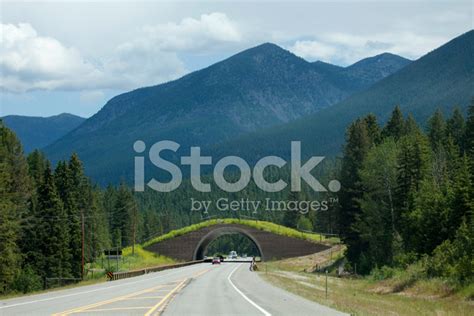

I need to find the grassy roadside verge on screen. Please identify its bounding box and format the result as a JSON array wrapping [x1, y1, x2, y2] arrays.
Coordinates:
[[89, 245, 176, 272], [1, 246, 175, 300], [259, 247, 473, 315]]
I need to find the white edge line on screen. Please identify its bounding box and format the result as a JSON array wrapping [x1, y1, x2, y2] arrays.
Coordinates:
[[227, 264, 271, 316], [0, 263, 204, 309]]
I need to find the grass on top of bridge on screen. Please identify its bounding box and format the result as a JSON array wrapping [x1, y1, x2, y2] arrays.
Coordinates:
[[142, 219, 339, 248]]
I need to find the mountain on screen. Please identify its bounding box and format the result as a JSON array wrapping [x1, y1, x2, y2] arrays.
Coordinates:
[[2, 113, 86, 153], [45, 43, 409, 183], [210, 30, 474, 162], [343, 52, 412, 88]]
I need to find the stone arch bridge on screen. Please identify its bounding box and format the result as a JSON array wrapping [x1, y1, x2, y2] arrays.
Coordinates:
[[144, 223, 330, 261]]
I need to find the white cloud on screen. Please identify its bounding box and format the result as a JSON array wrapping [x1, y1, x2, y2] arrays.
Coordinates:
[[141, 12, 242, 52], [0, 23, 103, 92], [287, 31, 448, 65], [0, 13, 241, 93], [288, 40, 338, 61]]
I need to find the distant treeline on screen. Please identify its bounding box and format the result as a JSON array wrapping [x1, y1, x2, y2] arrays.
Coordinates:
[[338, 102, 474, 284], [0, 121, 335, 295], [2, 101, 471, 294]]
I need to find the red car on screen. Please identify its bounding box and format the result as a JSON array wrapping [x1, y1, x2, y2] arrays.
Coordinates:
[[212, 257, 221, 264]]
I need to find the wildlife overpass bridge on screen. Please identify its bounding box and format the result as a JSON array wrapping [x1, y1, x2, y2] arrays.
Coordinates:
[[144, 223, 330, 261]]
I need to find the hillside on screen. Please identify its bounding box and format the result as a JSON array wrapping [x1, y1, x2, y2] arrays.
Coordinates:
[[2, 113, 85, 153], [44, 44, 409, 184], [209, 30, 474, 162]]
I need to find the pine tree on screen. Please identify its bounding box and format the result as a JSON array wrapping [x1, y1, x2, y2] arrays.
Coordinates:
[[36, 164, 71, 279], [364, 114, 381, 145], [448, 155, 474, 239], [395, 133, 431, 248], [283, 190, 302, 228], [84, 186, 110, 261], [0, 155, 21, 294], [408, 175, 450, 254], [464, 100, 474, 169], [354, 139, 399, 272], [404, 114, 421, 136], [447, 107, 466, 151], [382, 106, 405, 140], [0, 121, 31, 293], [427, 109, 446, 152], [27, 150, 47, 187], [111, 183, 135, 248], [53, 159, 82, 278], [339, 118, 372, 265], [142, 209, 160, 241]]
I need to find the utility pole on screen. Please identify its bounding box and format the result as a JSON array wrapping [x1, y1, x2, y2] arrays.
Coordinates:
[[325, 270, 328, 299], [81, 211, 85, 280], [116, 245, 119, 272], [132, 203, 136, 256]]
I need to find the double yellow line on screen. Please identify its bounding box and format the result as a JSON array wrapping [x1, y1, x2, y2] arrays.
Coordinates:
[[144, 279, 188, 316], [144, 268, 210, 316], [53, 268, 211, 316], [52, 285, 166, 315]]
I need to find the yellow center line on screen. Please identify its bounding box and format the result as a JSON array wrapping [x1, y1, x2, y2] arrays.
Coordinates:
[[144, 279, 188, 316], [144, 268, 212, 316], [86, 307, 153, 312], [192, 268, 211, 278], [52, 285, 165, 316], [53, 268, 212, 316], [151, 289, 179, 292], [122, 296, 165, 300]]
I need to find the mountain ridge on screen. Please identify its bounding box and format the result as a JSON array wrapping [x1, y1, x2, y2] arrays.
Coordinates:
[[2, 113, 86, 153], [44, 42, 413, 183], [208, 30, 474, 162]]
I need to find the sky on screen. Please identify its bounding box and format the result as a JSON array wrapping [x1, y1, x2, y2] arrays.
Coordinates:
[[1, 0, 473, 118]]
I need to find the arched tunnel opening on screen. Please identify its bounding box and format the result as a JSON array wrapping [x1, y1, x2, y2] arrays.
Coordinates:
[[193, 227, 263, 260]]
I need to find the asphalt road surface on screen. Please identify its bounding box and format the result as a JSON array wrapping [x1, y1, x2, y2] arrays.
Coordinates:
[[0, 263, 346, 316]]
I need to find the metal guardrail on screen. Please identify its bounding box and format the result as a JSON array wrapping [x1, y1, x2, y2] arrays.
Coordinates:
[[109, 260, 205, 281]]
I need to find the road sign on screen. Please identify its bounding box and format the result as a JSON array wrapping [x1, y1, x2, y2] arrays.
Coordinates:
[[104, 249, 122, 256], [106, 271, 114, 280]]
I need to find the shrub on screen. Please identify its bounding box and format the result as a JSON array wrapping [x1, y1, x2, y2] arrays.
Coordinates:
[[426, 220, 474, 284], [370, 266, 397, 281], [389, 260, 427, 292], [12, 266, 42, 294], [297, 216, 313, 231]]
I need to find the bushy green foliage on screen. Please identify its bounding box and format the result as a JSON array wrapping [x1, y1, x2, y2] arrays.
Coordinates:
[[340, 104, 474, 286], [369, 265, 397, 281], [0, 120, 30, 294], [426, 219, 474, 284], [0, 123, 129, 294], [297, 216, 313, 231], [11, 266, 42, 294]]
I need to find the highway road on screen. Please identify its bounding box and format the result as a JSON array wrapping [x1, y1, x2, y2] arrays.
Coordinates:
[[0, 263, 346, 316]]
